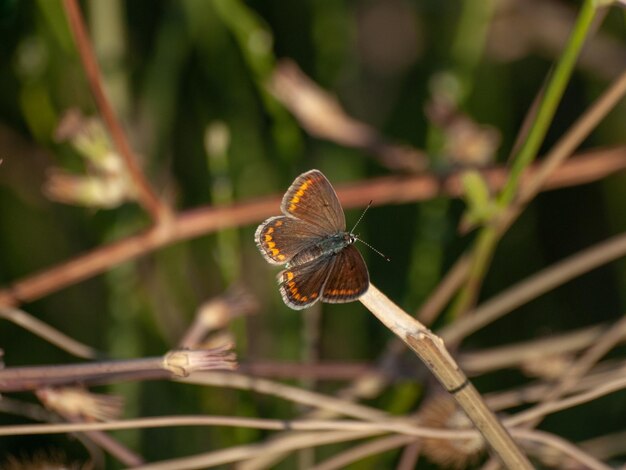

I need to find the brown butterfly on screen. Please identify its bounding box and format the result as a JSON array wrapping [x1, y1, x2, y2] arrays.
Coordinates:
[[255, 170, 369, 309]]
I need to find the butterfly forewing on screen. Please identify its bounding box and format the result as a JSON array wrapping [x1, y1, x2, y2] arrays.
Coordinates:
[[321, 245, 369, 303], [278, 256, 335, 310], [255, 216, 327, 265], [280, 170, 345, 233]]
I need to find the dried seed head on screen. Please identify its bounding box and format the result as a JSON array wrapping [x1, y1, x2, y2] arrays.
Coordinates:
[[163, 344, 237, 377], [43, 168, 131, 208], [180, 287, 258, 348], [36, 386, 124, 421], [420, 394, 485, 469], [48, 109, 137, 209], [201, 330, 236, 350], [198, 286, 258, 330]]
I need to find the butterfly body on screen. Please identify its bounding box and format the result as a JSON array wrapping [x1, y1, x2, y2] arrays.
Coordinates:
[[288, 232, 355, 267], [255, 170, 369, 310]]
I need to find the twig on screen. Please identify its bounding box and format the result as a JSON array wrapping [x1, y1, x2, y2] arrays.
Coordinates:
[[494, 67, 626, 243], [62, 0, 167, 222], [63, 415, 144, 467], [237, 360, 373, 380], [2, 413, 605, 469], [0, 348, 236, 392], [578, 430, 626, 461], [511, 428, 611, 470], [527, 314, 626, 426], [179, 371, 388, 421], [440, 231, 626, 345], [269, 60, 428, 173], [178, 286, 258, 348], [1, 147, 624, 308], [457, 323, 607, 374], [135, 429, 382, 470], [0, 415, 492, 440], [396, 441, 422, 470], [417, 253, 471, 326], [359, 284, 532, 469], [485, 359, 626, 412], [311, 435, 417, 470], [0, 307, 98, 359], [507, 374, 626, 428], [452, 0, 602, 315]]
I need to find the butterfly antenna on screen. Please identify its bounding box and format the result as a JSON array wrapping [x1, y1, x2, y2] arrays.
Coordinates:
[[356, 238, 391, 262], [350, 201, 391, 262], [350, 200, 373, 234]]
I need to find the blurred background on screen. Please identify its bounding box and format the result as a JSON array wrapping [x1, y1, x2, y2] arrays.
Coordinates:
[[1, 0, 626, 468]]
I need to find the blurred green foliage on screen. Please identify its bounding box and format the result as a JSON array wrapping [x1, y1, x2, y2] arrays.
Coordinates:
[[1, 0, 626, 468]]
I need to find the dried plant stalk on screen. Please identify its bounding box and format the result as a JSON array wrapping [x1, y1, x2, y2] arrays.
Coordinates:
[[360, 284, 532, 469]]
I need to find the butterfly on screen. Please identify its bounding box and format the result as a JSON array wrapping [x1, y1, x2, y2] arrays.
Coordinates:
[[255, 170, 369, 310]]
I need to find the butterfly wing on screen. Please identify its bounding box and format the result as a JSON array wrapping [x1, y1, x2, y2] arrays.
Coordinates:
[[280, 170, 345, 233], [278, 256, 335, 310], [321, 245, 369, 303], [255, 216, 327, 265]]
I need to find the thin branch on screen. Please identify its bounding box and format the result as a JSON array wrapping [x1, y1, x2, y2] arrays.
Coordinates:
[[511, 428, 611, 470], [311, 435, 417, 470], [0, 348, 236, 392], [417, 253, 471, 326], [504, 68, 626, 226], [439, 231, 626, 345], [62, 0, 168, 222], [238, 361, 373, 380], [0, 415, 477, 439], [178, 371, 389, 422], [2, 413, 606, 470], [396, 441, 422, 470], [485, 360, 626, 413], [135, 429, 382, 470], [451, 1, 606, 315], [1, 146, 624, 308], [458, 323, 607, 375], [0, 307, 98, 359], [269, 60, 428, 173], [497, 0, 598, 207], [527, 314, 626, 426], [507, 374, 626, 428], [418, 61, 626, 326]]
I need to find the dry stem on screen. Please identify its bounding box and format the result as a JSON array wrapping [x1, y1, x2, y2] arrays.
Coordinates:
[[359, 284, 532, 469], [62, 0, 167, 222], [1, 147, 623, 309]]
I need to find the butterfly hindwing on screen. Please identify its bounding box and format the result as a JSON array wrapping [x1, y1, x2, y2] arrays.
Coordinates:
[[321, 245, 369, 303], [278, 256, 335, 310], [280, 170, 345, 233]]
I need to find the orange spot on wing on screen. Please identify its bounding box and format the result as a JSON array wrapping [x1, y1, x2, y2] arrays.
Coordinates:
[[289, 179, 314, 210], [275, 221, 283, 227]]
